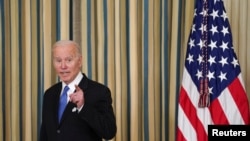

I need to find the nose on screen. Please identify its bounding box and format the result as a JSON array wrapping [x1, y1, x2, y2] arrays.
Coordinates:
[[61, 61, 67, 68]]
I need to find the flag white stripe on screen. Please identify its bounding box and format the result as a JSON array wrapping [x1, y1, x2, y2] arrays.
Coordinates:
[[178, 104, 197, 141], [238, 74, 246, 90], [182, 68, 212, 132], [178, 1, 250, 140], [218, 84, 245, 124]]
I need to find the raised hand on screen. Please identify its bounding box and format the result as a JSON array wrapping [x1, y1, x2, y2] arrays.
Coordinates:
[[69, 85, 85, 108]]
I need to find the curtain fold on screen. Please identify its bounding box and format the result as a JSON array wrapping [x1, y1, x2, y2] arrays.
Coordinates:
[[0, 0, 249, 141]]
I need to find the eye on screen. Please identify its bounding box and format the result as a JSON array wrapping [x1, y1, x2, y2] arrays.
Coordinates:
[[66, 58, 72, 63], [54, 59, 62, 63]]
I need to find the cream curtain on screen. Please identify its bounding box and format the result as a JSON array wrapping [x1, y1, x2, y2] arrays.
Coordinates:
[[0, 0, 249, 141]]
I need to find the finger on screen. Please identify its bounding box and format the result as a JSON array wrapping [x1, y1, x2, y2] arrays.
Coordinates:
[[69, 95, 76, 103], [75, 85, 81, 91]]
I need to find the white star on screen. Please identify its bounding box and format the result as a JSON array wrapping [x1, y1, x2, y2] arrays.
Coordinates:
[[210, 24, 218, 35], [221, 11, 228, 21], [221, 26, 229, 36], [197, 39, 204, 49], [219, 41, 229, 51], [210, 9, 219, 20], [208, 87, 213, 95], [219, 56, 228, 67], [199, 24, 207, 34], [208, 40, 217, 51], [194, 9, 197, 16], [196, 70, 203, 80], [208, 55, 216, 66], [231, 57, 239, 68], [188, 39, 195, 48], [200, 8, 208, 17], [192, 24, 196, 33], [218, 71, 227, 82], [214, 0, 221, 4], [186, 54, 194, 64], [207, 70, 215, 81], [197, 55, 203, 64]]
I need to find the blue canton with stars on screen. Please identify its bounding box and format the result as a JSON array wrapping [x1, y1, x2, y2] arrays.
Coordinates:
[[185, 0, 241, 101]]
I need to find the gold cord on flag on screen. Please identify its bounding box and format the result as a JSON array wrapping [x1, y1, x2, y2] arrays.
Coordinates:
[[198, 0, 210, 108]]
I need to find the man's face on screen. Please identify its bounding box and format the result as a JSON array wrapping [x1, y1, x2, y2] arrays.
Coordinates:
[[53, 44, 82, 84]]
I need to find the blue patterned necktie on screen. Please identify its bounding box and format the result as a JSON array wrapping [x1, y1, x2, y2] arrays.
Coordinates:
[[58, 85, 69, 122]]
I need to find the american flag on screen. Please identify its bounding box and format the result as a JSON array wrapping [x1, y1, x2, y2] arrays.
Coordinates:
[[177, 0, 250, 141]]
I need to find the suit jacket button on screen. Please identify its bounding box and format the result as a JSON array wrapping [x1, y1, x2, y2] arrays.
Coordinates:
[[57, 129, 60, 133]]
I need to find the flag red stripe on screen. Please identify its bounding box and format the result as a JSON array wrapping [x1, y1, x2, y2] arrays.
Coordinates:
[[228, 77, 250, 124], [179, 86, 207, 141], [176, 127, 186, 141], [177, 1, 250, 141], [209, 99, 229, 124]]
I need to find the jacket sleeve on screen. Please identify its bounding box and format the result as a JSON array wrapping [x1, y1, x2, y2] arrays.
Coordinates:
[[78, 86, 117, 140]]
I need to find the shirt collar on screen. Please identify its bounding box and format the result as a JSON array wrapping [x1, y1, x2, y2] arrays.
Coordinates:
[[62, 72, 83, 93]]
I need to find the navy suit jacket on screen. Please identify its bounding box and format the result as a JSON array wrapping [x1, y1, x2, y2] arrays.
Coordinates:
[[39, 73, 116, 141]]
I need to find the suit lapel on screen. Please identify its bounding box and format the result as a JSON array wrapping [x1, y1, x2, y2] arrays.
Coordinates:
[[55, 83, 63, 125], [80, 73, 88, 91], [59, 102, 77, 124]]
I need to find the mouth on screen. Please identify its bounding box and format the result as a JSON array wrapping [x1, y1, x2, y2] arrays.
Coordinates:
[[60, 72, 70, 76]]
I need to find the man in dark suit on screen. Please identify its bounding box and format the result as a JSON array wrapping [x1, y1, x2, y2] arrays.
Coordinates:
[[39, 40, 117, 141]]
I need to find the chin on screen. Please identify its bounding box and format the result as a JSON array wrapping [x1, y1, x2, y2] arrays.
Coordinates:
[[60, 77, 71, 83]]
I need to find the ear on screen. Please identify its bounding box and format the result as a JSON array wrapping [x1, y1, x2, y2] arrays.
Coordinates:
[[78, 55, 83, 67]]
